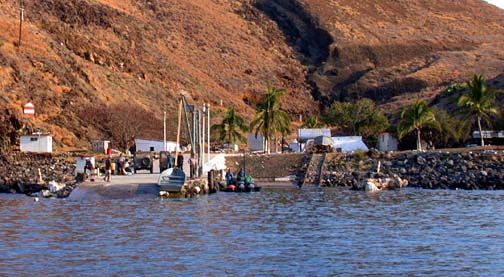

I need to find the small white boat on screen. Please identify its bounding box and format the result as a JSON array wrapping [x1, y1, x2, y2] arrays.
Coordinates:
[[157, 168, 186, 192]]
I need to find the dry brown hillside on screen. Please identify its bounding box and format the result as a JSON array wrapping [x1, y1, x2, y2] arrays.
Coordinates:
[[0, 0, 315, 150], [0, 0, 503, 151], [255, 0, 504, 110]]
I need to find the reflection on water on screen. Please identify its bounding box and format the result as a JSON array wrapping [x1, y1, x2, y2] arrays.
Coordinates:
[[1, 188, 504, 276]]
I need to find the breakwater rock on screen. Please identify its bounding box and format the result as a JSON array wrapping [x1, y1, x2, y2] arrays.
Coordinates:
[[322, 150, 504, 190], [0, 153, 77, 197], [355, 175, 409, 192]]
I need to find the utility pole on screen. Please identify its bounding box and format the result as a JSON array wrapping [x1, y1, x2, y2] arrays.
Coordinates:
[[163, 111, 167, 151], [207, 103, 210, 164], [197, 109, 202, 177], [202, 103, 206, 169], [18, 1, 24, 48]]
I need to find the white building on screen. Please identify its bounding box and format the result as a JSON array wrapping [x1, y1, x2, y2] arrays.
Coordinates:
[[332, 136, 369, 152], [135, 138, 179, 152], [288, 139, 302, 153], [472, 130, 504, 138], [248, 134, 265, 152], [377, 133, 398, 152], [91, 140, 110, 153], [20, 134, 52, 153]]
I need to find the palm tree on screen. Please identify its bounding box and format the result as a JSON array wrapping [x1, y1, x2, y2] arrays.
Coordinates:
[[457, 74, 499, 146], [211, 106, 248, 147], [301, 115, 322, 128], [398, 99, 439, 151], [250, 85, 291, 153], [431, 107, 471, 147]]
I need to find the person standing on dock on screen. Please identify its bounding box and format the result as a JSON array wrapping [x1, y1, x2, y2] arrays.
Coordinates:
[[189, 154, 198, 179], [177, 153, 184, 170], [84, 158, 96, 182], [104, 155, 112, 182], [167, 152, 174, 169], [118, 153, 125, 175]]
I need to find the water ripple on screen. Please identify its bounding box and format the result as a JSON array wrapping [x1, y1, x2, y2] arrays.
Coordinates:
[[1, 188, 504, 276]]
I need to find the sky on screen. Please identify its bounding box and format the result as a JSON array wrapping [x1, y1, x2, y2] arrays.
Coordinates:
[[485, 0, 504, 9]]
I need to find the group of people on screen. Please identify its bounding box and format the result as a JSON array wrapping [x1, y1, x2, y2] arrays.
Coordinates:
[[89, 151, 202, 183], [84, 154, 130, 183], [162, 152, 185, 170], [225, 168, 246, 186]]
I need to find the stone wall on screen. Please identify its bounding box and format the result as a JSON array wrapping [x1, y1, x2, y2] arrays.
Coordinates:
[[0, 153, 77, 197], [322, 150, 504, 190]]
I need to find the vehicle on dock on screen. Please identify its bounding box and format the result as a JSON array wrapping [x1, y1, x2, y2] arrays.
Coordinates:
[[306, 136, 334, 154], [158, 168, 186, 192], [133, 151, 154, 173]]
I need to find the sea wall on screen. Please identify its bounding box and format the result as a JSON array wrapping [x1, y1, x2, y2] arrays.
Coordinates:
[[322, 150, 504, 190], [0, 153, 77, 197]]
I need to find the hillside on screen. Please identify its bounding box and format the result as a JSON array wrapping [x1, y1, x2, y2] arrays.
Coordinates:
[[255, 0, 504, 110], [0, 0, 503, 151]]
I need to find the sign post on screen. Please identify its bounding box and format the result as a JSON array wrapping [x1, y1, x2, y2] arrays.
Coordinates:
[[23, 102, 35, 117]]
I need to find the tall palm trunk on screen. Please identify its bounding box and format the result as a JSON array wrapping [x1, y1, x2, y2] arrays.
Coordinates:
[[417, 128, 422, 151], [477, 116, 485, 147]]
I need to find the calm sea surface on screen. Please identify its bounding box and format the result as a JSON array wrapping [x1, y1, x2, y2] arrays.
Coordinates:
[[1, 187, 504, 276]]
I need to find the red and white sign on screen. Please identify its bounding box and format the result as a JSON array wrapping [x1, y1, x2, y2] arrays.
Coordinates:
[[23, 102, 35, 117]]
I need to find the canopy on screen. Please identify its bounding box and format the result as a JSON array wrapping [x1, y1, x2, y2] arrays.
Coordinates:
[[332, 136, 369, 152]]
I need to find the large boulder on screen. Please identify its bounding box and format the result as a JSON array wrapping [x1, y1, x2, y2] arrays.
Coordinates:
[[357, 175, 409, 192]]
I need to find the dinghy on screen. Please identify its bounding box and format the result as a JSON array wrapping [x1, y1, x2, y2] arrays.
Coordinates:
[[158, 168, 186, 192]]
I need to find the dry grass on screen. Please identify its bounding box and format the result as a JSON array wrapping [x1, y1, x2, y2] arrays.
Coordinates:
[[0, 0, 503, 150]]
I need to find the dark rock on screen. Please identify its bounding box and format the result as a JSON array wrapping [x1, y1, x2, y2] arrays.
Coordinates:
[[0, 153, 77, 197]]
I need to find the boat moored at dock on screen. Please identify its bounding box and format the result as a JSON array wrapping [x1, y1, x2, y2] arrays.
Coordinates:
[[158, 168, 186, 192]]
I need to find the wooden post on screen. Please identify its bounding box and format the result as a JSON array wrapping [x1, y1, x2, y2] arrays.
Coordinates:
[[174, 99, 183, 167]]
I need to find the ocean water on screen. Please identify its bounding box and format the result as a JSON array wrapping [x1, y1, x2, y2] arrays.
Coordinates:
[[1, 187, 503, 276]]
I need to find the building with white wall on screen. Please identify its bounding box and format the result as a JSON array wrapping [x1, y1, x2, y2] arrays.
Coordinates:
[[248, 134, 265, 152], [377, 133, 398, 152], [20, 134, 52, 153], [92, 140, 110, 153], [135, 138, 179, 152]]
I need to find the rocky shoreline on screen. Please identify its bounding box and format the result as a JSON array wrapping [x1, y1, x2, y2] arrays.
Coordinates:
[[321, 150, 504, 190], [0, 153, 77, 198], [1, 150, 504, 199]]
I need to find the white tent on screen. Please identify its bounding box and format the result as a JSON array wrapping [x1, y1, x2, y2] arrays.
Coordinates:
[[332, 136, 369, 152]]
